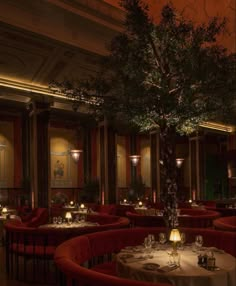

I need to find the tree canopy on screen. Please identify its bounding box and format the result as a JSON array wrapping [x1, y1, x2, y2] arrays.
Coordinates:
[[50, 0, 236, 227], [95, 0, 235, 134]]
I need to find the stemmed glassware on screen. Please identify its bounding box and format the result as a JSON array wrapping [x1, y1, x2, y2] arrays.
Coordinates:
[[195, 235, 203, 251], [179, 232, 186, 250], [159, 233, 167, 249]]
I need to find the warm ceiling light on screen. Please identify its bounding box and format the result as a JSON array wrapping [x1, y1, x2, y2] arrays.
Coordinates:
[[199, 122, 234, 133], [0, 77, 68, 100]]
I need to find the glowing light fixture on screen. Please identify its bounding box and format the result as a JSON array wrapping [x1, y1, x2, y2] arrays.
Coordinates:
[[65, 212, 72, 224], [2, 207, 8, 214], [138, 201, 143, 207], [70, 149, 83, 163], [130, 155, 141, 166], [176, 158, 184, 168], [169, 228, 181, 253]]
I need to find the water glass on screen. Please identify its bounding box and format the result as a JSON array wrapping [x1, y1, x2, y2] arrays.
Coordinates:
[[195, 235, 203, 251], [180, 232, 186, 249], [57, 216, 63, 224], [52, 217, 58, 224], [159, 232, 167, 248]]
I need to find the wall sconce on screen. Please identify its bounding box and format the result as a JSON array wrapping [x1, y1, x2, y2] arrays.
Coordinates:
[[70, 149, 83, 163], [130, 155, 141, 166], [176, 158, 184, 168]]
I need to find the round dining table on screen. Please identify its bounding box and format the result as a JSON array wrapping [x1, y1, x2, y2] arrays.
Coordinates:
[[116, 245, 236, 286], [39, 221, 99, 229]]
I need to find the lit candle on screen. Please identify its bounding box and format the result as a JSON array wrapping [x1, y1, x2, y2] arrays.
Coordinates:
[[138, 201, 143, 207], [123, 199, 127, 203]]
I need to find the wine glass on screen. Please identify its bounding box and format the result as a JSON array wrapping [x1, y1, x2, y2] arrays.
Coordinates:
[[52, 217, 58, 224], [180, 232, 186, 249], [195, 235, 203, 251], [159, 233, 167, 249], [144, 237, 152, 256], [148, 234, 155, 247]]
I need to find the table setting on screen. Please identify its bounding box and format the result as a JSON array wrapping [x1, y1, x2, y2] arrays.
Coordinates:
[[116, 232, 236, 286]]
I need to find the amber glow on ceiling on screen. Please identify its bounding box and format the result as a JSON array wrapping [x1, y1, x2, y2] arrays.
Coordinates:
[[0, 77, 235, 133], [199, 122, 235, 133], [0, 77, 68, 100]]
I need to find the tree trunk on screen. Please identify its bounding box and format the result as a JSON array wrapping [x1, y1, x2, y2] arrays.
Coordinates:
[[159, 124, 178, 229]]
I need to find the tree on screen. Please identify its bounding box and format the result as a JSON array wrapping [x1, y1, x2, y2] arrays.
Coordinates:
[[51, 0, 236, 227]]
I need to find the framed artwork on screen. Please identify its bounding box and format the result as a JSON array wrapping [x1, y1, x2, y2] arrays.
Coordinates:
[[51, 151, 73, 187]]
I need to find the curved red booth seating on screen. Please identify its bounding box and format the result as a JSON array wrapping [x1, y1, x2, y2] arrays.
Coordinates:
[[4, 214, 130, 283], [20, 207, 49, 227], [126, 211, 166, 227], [213, 216, 236, 231], [126, 209, 220, 228], [54, 226, 236, 286], [178, 208, 221, 228]]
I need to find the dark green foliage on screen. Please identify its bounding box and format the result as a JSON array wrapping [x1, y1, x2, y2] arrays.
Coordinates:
[[129, 176, 146, 200], [80, 178, 100, 203], [50, 0, 236, 227]]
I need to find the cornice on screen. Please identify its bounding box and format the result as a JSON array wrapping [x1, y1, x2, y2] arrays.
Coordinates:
[[45, 0, 125, 31]]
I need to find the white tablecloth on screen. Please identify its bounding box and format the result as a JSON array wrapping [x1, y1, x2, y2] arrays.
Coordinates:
[[117, 246, 236, 286], [39, 221, 99, 228]]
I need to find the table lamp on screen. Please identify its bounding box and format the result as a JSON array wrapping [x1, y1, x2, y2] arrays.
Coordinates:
[[65, 212, 72, 224], [169, 228, 181, 253], [138, 201, 143, 207], [80, 204, 85, 211], [69, 201, 74, 206], [2, 207, 8, 215]]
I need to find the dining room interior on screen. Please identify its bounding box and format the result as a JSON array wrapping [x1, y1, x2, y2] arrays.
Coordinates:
[[0, 0, 236, 286]]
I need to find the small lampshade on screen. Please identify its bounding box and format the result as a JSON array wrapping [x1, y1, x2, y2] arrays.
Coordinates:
[[65, 212, 72, 219], [2, 207, 8, 214], [130, 155, 141, 166], [169, 229, 181, 242], [80, 203, 85, 209], [138, 201, 143, 207], [70, 149, 83, 163], [69, 201, 74, 206], [176, 158, 184, 168]]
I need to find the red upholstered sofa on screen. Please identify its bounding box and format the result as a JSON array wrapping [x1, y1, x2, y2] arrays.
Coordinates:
[[54, 226, 236, 286], [178, 208, 221, 228], [213, 216, 236, 231], [126, 208, 220, 228], [4, 214, 130, 283], [54, 231, 172, 286], [20, 207, 49, 227], [126, 211, 166, 227]]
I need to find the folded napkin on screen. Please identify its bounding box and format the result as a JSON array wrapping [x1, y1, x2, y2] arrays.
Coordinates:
[[157, 264, 179, 273]]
